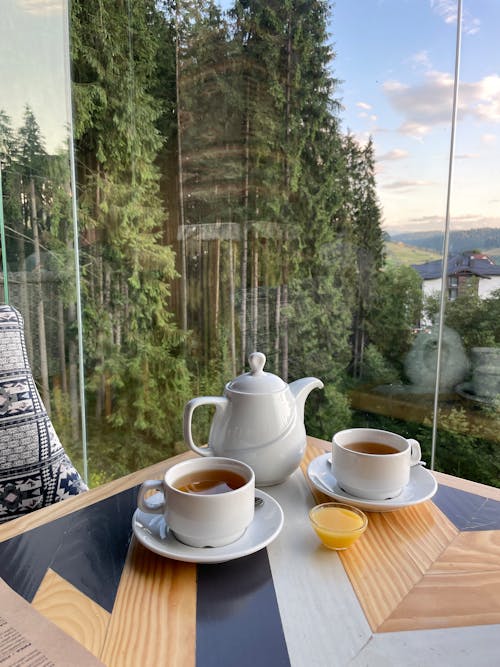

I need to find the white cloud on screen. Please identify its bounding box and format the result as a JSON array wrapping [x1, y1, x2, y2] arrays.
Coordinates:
[[430, 0, 481, 35], [382, 180, 435, 191], [399, 122, 432, 139], [410, 50, 432, 70], [356, 102, 372, 110], [481, 133, 497, 145], [17, 0, 62, 14], [383, 80, 407, 92], [377, 149, 409, 161], [383, 70, 500, 137]]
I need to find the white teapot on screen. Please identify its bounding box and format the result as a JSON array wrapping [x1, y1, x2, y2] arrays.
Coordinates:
[[183, 352, 323, 485]]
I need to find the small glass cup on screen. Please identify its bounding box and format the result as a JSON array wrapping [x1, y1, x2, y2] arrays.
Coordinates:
[[309, 502, 368, 550]]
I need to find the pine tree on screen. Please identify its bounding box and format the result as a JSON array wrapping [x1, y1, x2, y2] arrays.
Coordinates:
[[71, 0, 192, 460], [343, 135, 384, 378], [17, 106, 51, 411]]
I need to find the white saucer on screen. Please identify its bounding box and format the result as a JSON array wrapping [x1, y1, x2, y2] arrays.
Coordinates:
[[132, 489, 284, 564], [307, 453, 438, 512]]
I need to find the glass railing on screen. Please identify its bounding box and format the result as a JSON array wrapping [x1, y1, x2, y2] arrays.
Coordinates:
[[0, 0, 498, 490]]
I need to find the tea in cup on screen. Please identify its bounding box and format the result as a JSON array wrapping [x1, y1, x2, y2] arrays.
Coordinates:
[[332, 428, 421, 500], [137, 457, 255, 547]]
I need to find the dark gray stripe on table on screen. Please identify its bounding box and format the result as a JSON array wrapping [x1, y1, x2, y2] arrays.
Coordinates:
[[197, 549, 290, 667], [433, 484, 500, 531], [0, 487, 137, 611]]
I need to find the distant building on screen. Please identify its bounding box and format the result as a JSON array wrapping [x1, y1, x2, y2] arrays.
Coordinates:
[[412, 252, 500, 301]]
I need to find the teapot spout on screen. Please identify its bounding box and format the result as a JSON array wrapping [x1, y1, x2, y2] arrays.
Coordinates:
[[289, 377, 324, 419]]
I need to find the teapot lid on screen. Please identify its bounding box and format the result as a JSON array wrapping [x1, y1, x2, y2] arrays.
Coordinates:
[[228, 352, 287, 394]]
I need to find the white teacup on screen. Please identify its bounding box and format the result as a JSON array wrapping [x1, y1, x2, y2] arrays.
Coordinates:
[[332, 428, 422, 500], [137, 457, 255, 547]]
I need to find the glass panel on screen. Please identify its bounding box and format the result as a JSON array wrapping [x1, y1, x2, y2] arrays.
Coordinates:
[[331, 1, 456, 471], [0, 1, 86, 477], [32, 0, 493, 489], [436, 0, 500, 485]]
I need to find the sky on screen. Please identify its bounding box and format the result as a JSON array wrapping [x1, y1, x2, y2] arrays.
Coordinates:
[[2, 0, 499, 236], [330, 0, 500, 234], [0, 0, 70, 153]]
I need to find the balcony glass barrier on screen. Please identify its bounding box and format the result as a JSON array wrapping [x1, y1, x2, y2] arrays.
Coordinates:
[[0, 0, 498, 490]]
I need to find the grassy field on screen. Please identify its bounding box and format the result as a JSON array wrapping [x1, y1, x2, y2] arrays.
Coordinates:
[[385, 241, 441, 266]]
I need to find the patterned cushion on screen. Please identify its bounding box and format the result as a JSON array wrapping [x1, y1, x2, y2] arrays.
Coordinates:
[[0, 305, 88, 523]]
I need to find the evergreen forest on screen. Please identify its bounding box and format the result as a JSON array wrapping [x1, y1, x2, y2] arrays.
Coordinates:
[[0, 0, 498, 487]]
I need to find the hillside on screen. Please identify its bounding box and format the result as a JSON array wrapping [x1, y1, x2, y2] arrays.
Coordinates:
[[390, 227, 500, 255], [384, 241, 441, 266]]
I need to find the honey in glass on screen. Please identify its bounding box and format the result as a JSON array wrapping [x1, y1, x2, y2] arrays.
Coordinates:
[[309, 503, 367, 550]]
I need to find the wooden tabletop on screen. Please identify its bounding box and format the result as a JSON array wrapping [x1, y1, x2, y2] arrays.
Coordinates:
[[0, 436, 499, 666]]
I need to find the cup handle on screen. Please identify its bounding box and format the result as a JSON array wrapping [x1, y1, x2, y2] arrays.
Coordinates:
[[137, 479, 165, 514], [408, 439, 421, 466]]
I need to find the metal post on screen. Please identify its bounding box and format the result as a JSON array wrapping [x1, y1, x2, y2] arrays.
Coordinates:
[[430, 0, 463, 470]]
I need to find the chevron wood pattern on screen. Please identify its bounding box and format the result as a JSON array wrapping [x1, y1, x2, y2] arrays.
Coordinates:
[[302, 437, 500, 634], [1, 437, 499, 667]]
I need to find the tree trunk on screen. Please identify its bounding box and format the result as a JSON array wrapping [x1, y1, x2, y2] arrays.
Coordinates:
[[274, 285, 281, 374], [252, 229, 258, 350], [67, 300, 80, 442], [281, 13, 293, 382], [229, 239, 236, 377], [175, 9, 188, 332], [16, 202, 33, 363], [30, 177, 50, 413], [57, 297, 68, 394], [214, 234, 221, 338], [240, 78, 252, 370]]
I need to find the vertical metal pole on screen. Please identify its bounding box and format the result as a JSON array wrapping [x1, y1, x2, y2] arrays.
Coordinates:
[[431, 0, 463, 470], [0, 161, 9, 304]]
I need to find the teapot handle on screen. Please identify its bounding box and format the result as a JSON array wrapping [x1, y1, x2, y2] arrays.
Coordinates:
[[183, 396, 228, 456]]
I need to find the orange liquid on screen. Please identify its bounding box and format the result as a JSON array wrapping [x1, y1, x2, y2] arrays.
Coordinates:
[[312, 506, 365, 550]]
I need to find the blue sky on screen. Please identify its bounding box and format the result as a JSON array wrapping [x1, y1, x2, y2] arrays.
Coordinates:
[[331, 0, 500, 233]]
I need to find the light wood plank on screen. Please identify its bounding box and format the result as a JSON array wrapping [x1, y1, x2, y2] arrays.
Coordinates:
[[100, 538, 196, 667], [32, 568, 110, 659], [338, 503, 456, 631], [429, 530, 500, 573], [302, 437, 459, 632], [379, 531, 500, 632], [379, 569, 500, 632]]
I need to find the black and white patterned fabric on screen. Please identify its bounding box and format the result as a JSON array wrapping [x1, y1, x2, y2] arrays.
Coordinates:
[[0, 305, 87, 523]]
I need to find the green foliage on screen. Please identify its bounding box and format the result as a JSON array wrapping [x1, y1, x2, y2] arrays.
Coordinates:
[[305, 382, 352, 442], [425, 408, 500, 487], [367, 264, 423, 368], [425, 288, 500, 350], [359, 344, 400, 385], [71, 0, 192, 452]]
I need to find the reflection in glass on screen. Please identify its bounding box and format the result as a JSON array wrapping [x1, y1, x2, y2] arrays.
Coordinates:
[[0, 0, 86, 477], [2, 0, 497, 489]]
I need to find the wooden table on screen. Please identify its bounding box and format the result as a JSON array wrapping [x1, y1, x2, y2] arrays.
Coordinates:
[[1, 437, 499, 666]]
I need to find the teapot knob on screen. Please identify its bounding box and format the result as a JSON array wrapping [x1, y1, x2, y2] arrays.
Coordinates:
[[249, 351, 266, 375]]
